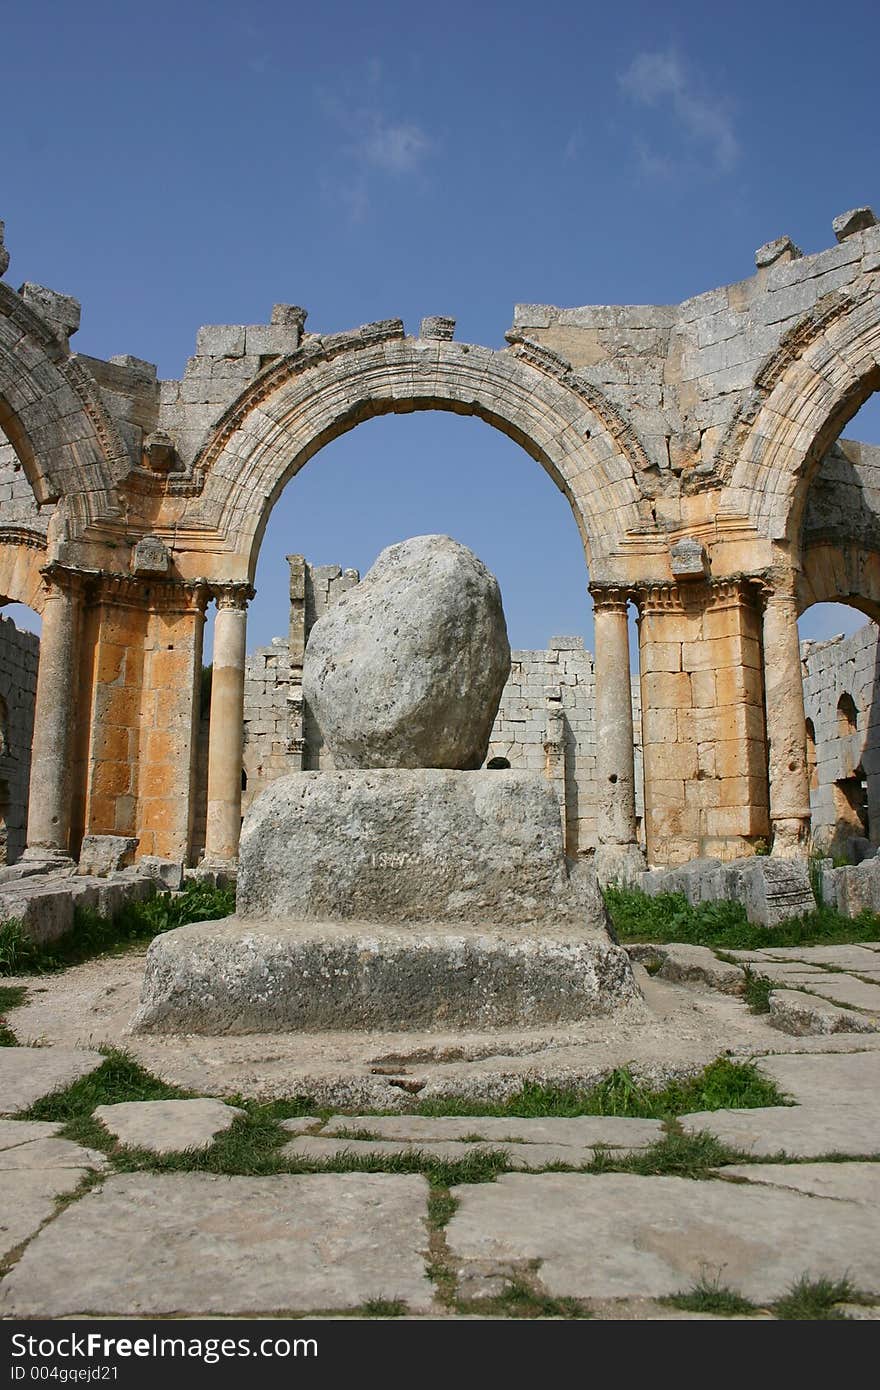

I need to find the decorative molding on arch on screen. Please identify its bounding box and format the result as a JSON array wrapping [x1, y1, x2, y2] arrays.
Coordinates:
[[0, 283, 128, 530], [0, 529, 48, 612], [720, 285, 880, 545], [184, 327, 650, 578]]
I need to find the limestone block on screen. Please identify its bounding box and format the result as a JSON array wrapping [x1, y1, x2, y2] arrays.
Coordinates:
[[303, 535, 510, 770], [135, 856, 185, 890], [832, 206, 877, 241], [78, 835, 139, 876], [656, 943, 745, 994], [754, 235, 802, 268], [133, 917, 637, 1033], [93, 1099, 245, 1153], [768, 988, 878, 1036], [237, 768, 606, 928]]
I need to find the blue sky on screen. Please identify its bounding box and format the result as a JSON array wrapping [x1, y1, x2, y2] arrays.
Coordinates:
[[4, 0, 879, 652]]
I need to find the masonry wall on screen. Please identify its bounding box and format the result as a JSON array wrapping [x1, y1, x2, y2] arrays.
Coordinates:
[[0, 614, 39, 863], [801, 623, 880, 853]]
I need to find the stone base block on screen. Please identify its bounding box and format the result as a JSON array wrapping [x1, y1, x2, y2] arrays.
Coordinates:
[[133, 917, 639, 1035]]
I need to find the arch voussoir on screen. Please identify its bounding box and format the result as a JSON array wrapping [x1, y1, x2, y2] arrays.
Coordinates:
[[183, 335, 647, 578]]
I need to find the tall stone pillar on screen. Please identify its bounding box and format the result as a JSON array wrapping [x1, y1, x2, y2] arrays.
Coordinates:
[[761, 576, 811, 856], [590, 585, 644, 884], [24, 570, 82, 859], [205, 585, 250, 863]]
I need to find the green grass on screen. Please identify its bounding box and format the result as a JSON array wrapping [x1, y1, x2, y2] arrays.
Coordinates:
[[411, 1058, 787, 1120], [664, 1270, 758, 1316], [773, 1275, 866, 1320], [0, 880, 235, 976], [742, 968, 774, 1014], [25, 1048, 769, 1182], [457, 1274, 590, 1319], [0, 983, 26, 1044], [604, 885, 880, 951], [666, 1271, 875, 1319]]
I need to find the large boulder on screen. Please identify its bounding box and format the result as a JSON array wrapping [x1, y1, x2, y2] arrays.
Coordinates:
[[303, 535, 510, 769], [237, 768, 608, 930]]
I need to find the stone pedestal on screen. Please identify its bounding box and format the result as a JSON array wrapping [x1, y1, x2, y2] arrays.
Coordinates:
[[135, 769, 638, 1033]]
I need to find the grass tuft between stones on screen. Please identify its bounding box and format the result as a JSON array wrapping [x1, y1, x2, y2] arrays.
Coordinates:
[[455, 1267, 591, 1319], [667, 1271, 876, 1320], [0, 983, 27, 1045], [410, 1057, 788, 1119], [741, 968, 774, 1014], [21, 1050, 789, 1182]]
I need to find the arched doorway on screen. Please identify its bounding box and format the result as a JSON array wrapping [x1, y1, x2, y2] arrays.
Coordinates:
[[188, 329, 647, 866]]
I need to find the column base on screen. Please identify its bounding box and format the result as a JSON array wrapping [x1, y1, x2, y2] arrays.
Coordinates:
[[770, 817, 811, 858], [594, 842, 646, 888]]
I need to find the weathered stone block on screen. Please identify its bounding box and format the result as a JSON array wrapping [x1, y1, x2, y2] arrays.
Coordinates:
[[133, 917, 637, 1033], [238, 768, 606, 929], [77, 835, 139, 876]]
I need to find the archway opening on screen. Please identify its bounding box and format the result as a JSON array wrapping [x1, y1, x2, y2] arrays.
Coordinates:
[[195, 408, 641, 864], [799, 600, 879, 858]]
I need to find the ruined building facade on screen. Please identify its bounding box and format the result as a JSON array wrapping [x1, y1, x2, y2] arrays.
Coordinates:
[[1, 209, 880, 872]]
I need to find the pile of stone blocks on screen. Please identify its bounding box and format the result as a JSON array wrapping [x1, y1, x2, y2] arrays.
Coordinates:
[[637, 856, 816, 927]]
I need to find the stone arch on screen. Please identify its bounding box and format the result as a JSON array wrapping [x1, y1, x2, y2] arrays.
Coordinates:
[[0, 283, 127, 530], [725, 288, 880, 547], [798, 542, 880, 623], [0, 533, 47, 612], [188, 327, 648, 581]]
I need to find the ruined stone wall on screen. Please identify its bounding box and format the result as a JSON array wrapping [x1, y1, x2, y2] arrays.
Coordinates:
[[486, 636, 643, 857], [801, 623, 880, 852], [0, 614, 38, 863]]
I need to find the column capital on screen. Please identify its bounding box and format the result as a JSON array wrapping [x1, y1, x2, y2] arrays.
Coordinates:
[[212, 582, 255, 612], [39, 560, 94, 602], [756, 568, 801, 607], [588, 582, 631, 614]]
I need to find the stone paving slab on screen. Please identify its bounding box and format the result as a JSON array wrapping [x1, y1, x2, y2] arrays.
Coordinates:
[[741, 964, 826, 982], [0, 1170, 88, 1262], [0, 1137, 106, 1170], [281, 1134, 639, 1169], [282, 1136, 504, 1163], [758, 946, 880, 969], [0, 1119, 61, 1149], [322, 1114, 664, 1147], [768, 989, 879, 1036], [445, 1172, 880, 1302], [93, 1099, 246, 1154], [756, 1049, 880, 1104], [717, 1162, 880, 1201], [0, 1172, 434, 1317], [0, 1048, 104, 1114], [680, 1104, 880, 1157], [797, 976, 880, 1012]]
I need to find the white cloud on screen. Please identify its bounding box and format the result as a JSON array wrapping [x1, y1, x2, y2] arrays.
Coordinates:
[[318, 73, 434, 220], [358, 117, 431, 175], [619, 47, 739, 176]]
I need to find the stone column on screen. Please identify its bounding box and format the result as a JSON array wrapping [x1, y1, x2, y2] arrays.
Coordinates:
[[24, 571, 82, 859], [204, 585, 250, 863], [762, 576, 811, 856], [590, 585, 644, 884]]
